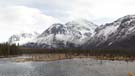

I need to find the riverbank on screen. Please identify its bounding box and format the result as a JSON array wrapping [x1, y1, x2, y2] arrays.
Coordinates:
[[13, 54, 135, 62]]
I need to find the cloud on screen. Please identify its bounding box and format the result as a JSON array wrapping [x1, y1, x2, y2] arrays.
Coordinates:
[[1, 0, 135, 42], [67, 0, 135, 24], [0, 6, 61, 42], [0, 0, 73, 22], [1, 0, 135, 23]]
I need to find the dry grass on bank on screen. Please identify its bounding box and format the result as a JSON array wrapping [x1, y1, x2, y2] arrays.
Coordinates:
[[128, 72, 134, 76], [14, 54, 135, 62]]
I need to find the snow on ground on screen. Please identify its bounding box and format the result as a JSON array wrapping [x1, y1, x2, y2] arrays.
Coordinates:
[[0, 58, 135, 76]]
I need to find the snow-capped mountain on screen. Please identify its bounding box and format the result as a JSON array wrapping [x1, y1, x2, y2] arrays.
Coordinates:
[[65, 19, 97, 37], [8, 15, 135, 49], [8, 32, 39, 45], [26, 19, 97, 48], [84, 15, 135, 49]]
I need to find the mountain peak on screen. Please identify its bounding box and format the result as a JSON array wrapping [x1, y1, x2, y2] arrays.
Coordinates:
[[51, 23, 65, 28], [29, 18, 98, 48], [65, 18, 96, 27], [38, 23, 67, 37], [121, 15, 135, 19], [65, 18, 97, 36], [67, 18, 91, 23], [8, 32, 39, 45], [114, 15, 135, 23]]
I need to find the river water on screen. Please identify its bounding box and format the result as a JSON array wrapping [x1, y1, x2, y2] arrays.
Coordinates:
[[0, 58, 135, 76]]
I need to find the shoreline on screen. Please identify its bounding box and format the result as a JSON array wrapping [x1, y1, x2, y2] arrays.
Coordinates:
[[10, 54, 135, 62], [0, 54, 135, 62]]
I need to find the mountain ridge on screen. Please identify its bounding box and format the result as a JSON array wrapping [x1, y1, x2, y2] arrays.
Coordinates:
[[8, 15, 135, 49], [83, 15, 135, 50]]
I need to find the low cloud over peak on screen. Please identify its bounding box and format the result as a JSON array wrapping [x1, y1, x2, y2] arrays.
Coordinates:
[[0, 6, 61, 42]]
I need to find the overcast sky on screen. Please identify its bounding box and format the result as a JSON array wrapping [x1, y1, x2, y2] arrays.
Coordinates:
[[1, 0, 135, 42]]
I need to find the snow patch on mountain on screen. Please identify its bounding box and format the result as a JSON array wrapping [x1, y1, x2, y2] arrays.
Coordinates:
[[27, 19, 98, 48], [66, 19, 97, 36], [8, 32, 39, 45], [97, 25, 119, 39]]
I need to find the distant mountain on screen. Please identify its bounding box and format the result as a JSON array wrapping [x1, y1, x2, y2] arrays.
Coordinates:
[[25, 19, 97, 48], [8, 32, 39, 45], [83, 15, 135, 50], [8, 15, 135, 50]]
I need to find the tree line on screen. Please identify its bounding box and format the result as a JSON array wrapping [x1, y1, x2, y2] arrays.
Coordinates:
[[0, 42, 135, 58], [0, 42, 20, 56], [19, 47, 135, 57]]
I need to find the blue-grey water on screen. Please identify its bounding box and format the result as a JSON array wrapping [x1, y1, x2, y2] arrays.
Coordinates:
[[0, 58, 135, 76]]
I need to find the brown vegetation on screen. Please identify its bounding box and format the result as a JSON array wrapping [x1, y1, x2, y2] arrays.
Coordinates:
[[128, 72, 134, 76]]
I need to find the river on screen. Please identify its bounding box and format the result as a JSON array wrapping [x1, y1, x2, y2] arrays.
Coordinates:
[[0, 58, 135, 76]]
